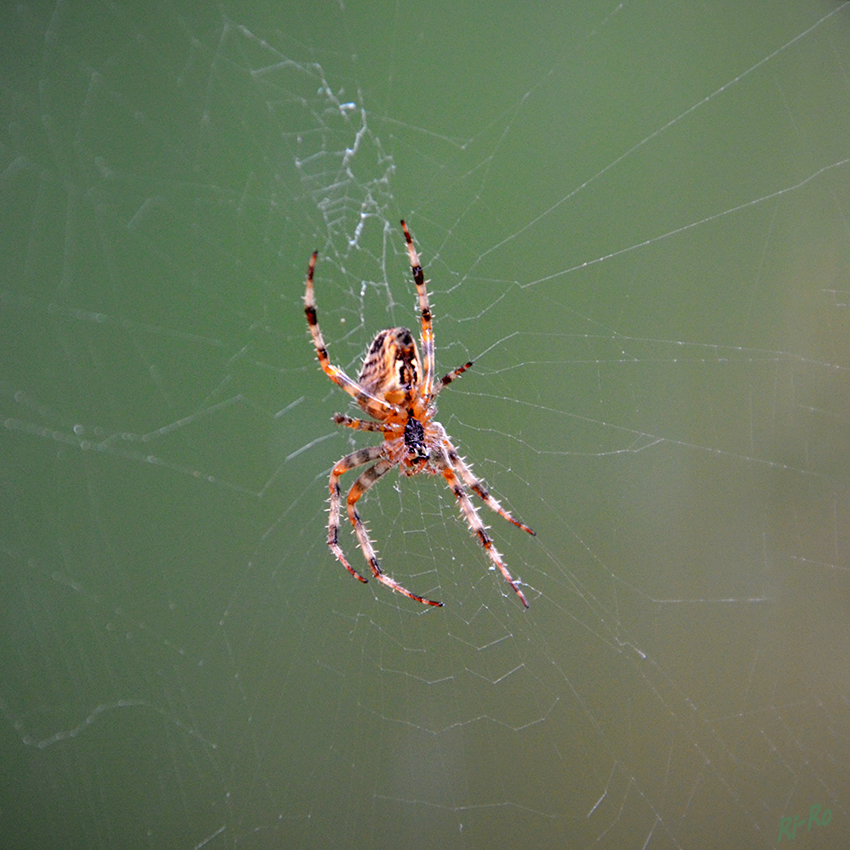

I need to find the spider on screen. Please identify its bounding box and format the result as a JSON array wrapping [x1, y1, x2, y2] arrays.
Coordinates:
[[304, 221, 535, 608]]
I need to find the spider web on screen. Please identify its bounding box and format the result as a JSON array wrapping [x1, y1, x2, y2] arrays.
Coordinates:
[[2, 1, 850, 847]]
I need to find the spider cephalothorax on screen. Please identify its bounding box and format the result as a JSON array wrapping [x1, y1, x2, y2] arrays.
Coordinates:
[[403, 410, 429, 466], [304, 221, 535, 607]]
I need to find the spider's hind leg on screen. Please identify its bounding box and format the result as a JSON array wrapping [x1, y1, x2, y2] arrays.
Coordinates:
[[400, 220, 435, 399], [304, 251, 396, 421]]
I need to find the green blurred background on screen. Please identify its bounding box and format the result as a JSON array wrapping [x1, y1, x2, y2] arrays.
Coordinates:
[[2, 1, 850, 848]]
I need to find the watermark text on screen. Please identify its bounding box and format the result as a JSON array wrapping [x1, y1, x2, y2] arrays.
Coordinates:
[[778, 804, 832, 843]]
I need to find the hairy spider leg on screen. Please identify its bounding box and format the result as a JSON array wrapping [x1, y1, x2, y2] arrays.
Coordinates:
[[433, 360, 474, 397], [304, 251, 402, 421], [346, 458, 444, 607], [328, 445, 384, 584], [332, 413, 393, 433], [437, 451, 530, 608], [446, 444, 536, 536], [400, 221, 435, 401]]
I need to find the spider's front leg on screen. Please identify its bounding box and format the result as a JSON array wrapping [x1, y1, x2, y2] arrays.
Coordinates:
[[447, 447, 535, 537], [345, 458, 444, 607], [437, 453, 530, 608], [328, 445, 385, 584], [328, 444, 443, 607]]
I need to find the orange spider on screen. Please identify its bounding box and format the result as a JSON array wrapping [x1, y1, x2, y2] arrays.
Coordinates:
[[304, 221, 535, 607]]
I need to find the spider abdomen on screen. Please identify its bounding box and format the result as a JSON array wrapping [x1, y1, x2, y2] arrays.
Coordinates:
[[359, 327, 422, 405]]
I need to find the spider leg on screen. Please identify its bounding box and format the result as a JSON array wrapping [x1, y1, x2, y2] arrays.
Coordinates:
[[304, 251, 399, 421], [438, 430, 535, 536], [346, 459, 443, 607], [433, 360, 474, 398], [332, 413, 394, 433], [436, 452, 529, 608], [328, 445, 386, 584], [400, 221, 435, 401]]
